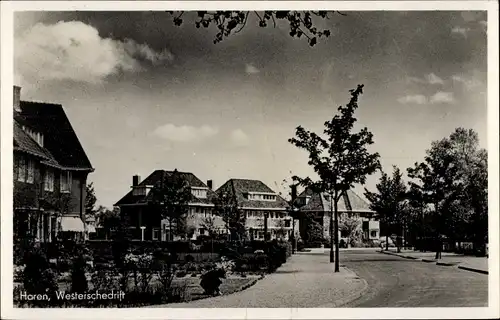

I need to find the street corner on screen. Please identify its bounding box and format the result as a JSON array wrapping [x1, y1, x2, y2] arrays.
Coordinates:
[[319, 268, 369, 308]]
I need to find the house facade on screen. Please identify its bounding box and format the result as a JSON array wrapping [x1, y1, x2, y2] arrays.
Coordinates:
[[115, 170, 224, 241], [115, 173, 299, 242], [215, 179, 299, 241], [296, 188, 380, 242], [13, 86, 94, 243]]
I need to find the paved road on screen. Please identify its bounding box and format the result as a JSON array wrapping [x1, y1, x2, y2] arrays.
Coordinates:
[[339, 250, 488, 307]]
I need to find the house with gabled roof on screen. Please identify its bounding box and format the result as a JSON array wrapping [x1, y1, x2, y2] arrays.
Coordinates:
[[115, 170, 225, 241], [295, 188, 380, 242], [13, 86, 94, 243], [215, 179, 298, 241]]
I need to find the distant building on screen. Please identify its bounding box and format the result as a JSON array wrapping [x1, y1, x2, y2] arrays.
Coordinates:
[[295, 188, 379, 242], [216, 179, 298, 241], [115, 170, 224, 241], [13, 86, 94, 242], [115, 173, 299, 241]]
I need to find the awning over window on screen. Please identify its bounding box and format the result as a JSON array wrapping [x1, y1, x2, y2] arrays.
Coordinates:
[[60, 216, 85, 232]]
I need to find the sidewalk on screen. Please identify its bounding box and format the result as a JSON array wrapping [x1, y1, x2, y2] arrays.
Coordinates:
[[152, 252, 368, 308], [380, 249, 488, 274]]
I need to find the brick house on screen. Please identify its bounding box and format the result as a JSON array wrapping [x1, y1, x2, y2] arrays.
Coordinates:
[[115, 170, 225, 241], [295, 188, 380, 242], [215, 179, 299, 241], [13, 86, 94, 243]]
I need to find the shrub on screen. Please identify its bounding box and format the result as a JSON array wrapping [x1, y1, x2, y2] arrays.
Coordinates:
[[22, 247, 58, 306], [176, 270, 187, 278], [167, 283, 191, 302], [184, 254, 195, 263], [91, 269, 120, 292], [71, 254, 88, 293], [200, 268, 226, 296]]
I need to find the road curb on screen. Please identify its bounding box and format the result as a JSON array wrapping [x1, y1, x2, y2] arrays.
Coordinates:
[[404, 256, 418, 260], [324, 267, 369, 308], [458, 265, 488, 275], [422, 258, 437, 263], [436, 261, 460, 267]]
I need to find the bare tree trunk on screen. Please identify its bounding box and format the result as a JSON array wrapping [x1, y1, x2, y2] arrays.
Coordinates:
[[334, 191, 340, 272], [434, 203, 442, 260], [329, 193, 334, 263], [397, 223, 402, 253]]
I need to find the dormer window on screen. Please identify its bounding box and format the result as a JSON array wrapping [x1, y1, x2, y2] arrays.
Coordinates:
[[298, 196, 311, 205], [246, 192, 276, 201], [191, 187, 208, 199], [22, 125, 44, 147], [132, 185, 152, 196]]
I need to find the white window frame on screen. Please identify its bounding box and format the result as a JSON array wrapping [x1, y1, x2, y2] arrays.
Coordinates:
[[17, 156, 27, 182], [44, 169, 54, 192], [60, 171, 72, 193]]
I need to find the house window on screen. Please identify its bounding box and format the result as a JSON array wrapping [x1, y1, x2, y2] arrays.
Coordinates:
[[26, 159, 35, 183], [132, 187, 147, 196], [199, 228, 206, 235], [191, 188, 207, 199], [60, 171, 72, 193], [152, 228, 160, 240], [257, 231, 264, 240], [22, 126, 44, 147], [17, 156, 26, 182], [285, 220, 291, 228], [44, 169, 54, 192], [370, 230, 378, 238]]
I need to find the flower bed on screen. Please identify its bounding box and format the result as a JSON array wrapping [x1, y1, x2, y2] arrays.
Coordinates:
[[14, 240, 292, 307]]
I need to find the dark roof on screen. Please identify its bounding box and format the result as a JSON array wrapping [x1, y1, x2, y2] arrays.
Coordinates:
[[15, 101, 93, 170], [297, 189, 373, 213], [13, 120, 59, 167], [215, 179, 290, 210], [114, 170, 215, 206]]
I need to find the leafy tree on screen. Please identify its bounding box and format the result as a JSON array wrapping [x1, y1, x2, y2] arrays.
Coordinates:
[[212, 190, 246, 242], [85, 182, 97, 222], [168, 11, 346, 47], [96, 206, 121, 240], [339, 215, 362, 247], [302, 214, 324, 244], [149, 169, 192, 242], [407, 130, 467, 259], [441, 128, 488, 252], [289, 84, 380, 271], [406, 184, 431, 251], [200, 215, 218, 238], [275, 219, 288, 241], [364, 166, 408, 252]]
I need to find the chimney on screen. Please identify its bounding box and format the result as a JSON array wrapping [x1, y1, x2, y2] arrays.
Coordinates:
[[132, 175, 141, 187], [290, 184, 297, 202], [13, 86, 21, 112], [207, 180, 213, 190]]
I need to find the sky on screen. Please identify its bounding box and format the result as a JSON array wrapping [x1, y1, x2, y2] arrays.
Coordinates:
[[13, 11, 488, 208]]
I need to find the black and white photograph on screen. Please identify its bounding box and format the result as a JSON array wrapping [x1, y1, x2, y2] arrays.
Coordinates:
[[1, 1, 498, 319]]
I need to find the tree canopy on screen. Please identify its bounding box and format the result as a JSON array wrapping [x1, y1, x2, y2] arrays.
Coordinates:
[[407, 128, 488, 256], [149, 169, 193, 240], [168, 11, 346, 46], [289, 84, 380, 269]]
